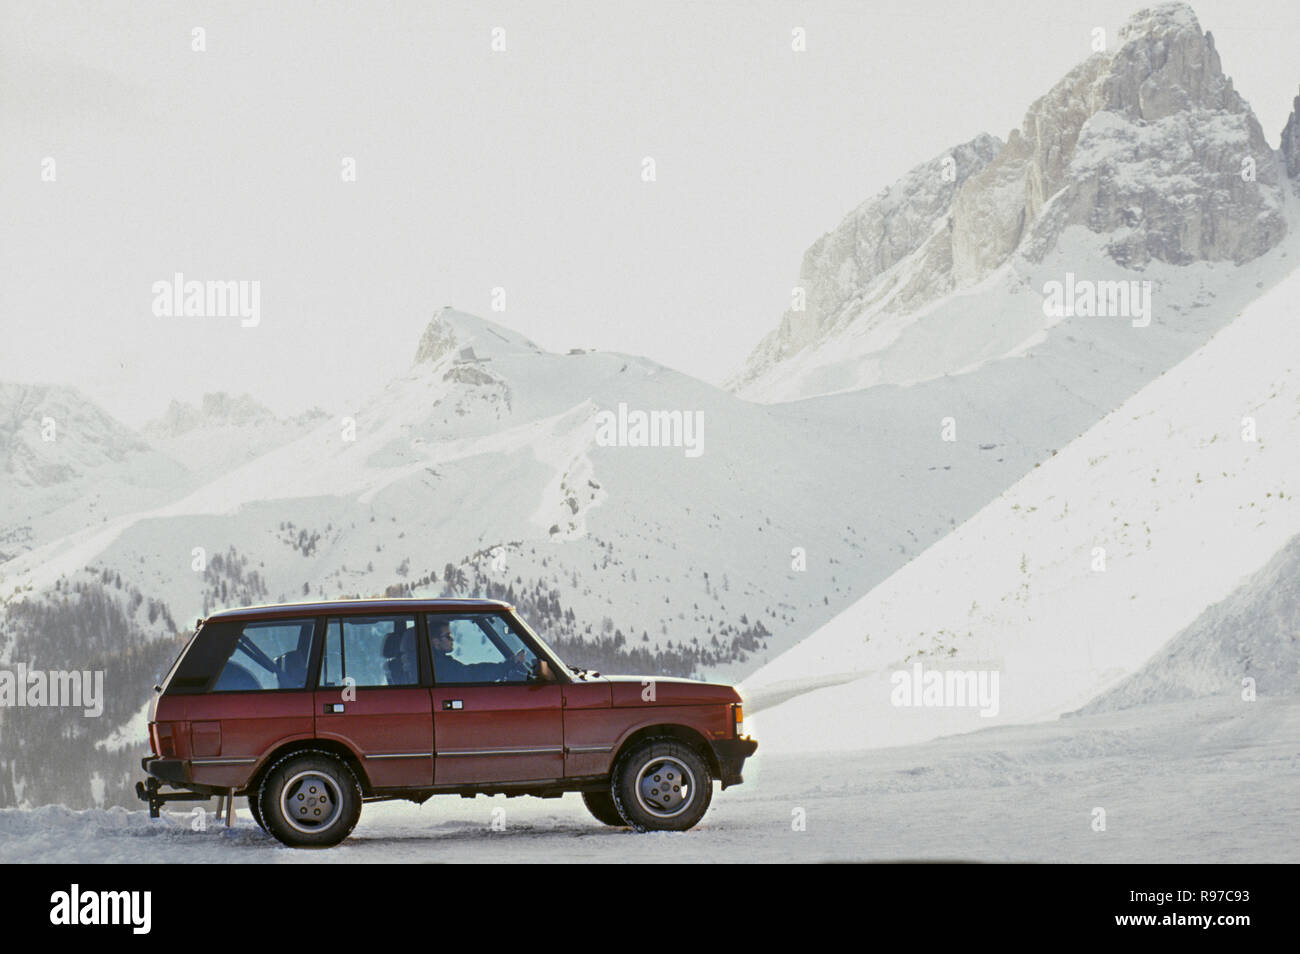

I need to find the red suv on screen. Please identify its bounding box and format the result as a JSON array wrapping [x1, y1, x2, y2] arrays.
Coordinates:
[[138, 598, 757, 847]]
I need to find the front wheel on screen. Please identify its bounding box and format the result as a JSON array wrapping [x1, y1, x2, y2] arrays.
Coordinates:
[[259, 751, 362, 848], [582, 790, 627, 827], [611, 739, 712, 832]]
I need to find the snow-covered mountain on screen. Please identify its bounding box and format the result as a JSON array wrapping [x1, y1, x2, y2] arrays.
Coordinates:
[[1074, 530, 1300, 714], [0, 299, 1147, 694], [729, 2, 1291, 403], [1, 308, 905, 680], [0, 385, 333, 576], [0, 383, 189, 564], [745, 248, 1300, 753], [143, 392, 327, 478], [0, 383, 149, 491], [724, 133, 1003, 396]]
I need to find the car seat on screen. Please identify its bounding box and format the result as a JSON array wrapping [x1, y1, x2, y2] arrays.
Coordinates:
[[274, 649, 308, 688], [382, 622, 417, 686], [212, 661, 263, 692]]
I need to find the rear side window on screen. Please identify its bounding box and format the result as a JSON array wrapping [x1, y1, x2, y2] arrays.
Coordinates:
[[319, 615, 420, 688], [165, 621, 239, 693], [211, 619, 317, 692]]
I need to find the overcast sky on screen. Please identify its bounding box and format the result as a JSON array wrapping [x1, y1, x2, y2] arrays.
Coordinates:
[[3, 0, 1299, 426]]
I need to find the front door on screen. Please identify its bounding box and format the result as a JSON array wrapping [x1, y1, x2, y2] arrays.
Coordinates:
[[428, 612, 564, 785], [314, 614, 433, 789]]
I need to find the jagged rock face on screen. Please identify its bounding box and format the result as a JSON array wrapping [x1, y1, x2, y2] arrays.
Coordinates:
[[1102, 3, 1236, 119], [413, 309, 460, 365], [1282, 91, 1300, 182], [951, 129, 1033, 285], [1028, 104, 1284, 267], [413, 307, 542, 367], [726, 134, 1002, 392], [1020, 56, 1112, 225], [1015, 2, 1286, 266], [731, 2, 1289, 397]]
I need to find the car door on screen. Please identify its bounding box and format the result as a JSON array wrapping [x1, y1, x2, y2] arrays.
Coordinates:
[[313, 614, 434, 789], [428, 612, 564, 785]]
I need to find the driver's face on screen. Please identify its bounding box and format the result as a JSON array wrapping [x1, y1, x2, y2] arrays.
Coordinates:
[[432, 623, 453, 654]]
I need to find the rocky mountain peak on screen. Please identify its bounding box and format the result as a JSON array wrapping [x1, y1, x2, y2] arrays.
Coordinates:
[[1105, 3, 1231, 118], [723, 133, 1003, 393], [1017, 1, 1283, 268], [413, 307, 543, 366], [730, 1, 1289, 401]]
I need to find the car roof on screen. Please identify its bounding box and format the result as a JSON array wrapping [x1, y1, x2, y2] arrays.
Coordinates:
[[204, 598, 514, 623]]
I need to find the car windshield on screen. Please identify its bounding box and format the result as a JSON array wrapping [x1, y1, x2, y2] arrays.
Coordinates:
[[508, 611, 573, 680]]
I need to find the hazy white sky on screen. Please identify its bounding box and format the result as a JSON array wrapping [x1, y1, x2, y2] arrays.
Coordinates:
[[3, 0, 1298, 426]]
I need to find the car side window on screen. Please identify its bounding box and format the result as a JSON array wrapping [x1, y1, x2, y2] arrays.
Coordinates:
[[319, 615, 420, 688], [211, 619, 315, 691], [428, 614, 539, 685]]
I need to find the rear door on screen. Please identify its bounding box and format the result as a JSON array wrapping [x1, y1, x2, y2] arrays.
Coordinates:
[[313, 613, 434, 789], [429, 612, 564, 785]]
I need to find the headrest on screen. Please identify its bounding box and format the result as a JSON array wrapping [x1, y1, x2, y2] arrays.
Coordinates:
[[382, 623, 412, 658]]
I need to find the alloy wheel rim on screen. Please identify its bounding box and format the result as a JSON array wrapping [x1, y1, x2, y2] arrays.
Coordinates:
[[634, 756, 695, 818], [280, 770, 343, 834]]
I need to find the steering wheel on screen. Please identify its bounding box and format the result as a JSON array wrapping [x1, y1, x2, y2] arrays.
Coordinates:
[[501, 649, 532, 682]]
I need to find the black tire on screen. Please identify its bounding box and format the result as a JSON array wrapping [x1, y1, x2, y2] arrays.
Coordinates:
[[258, 750, 362, 848], [582, 790, 628, 827], [247, 793, 267, 832], [611, 738, 712, 832]]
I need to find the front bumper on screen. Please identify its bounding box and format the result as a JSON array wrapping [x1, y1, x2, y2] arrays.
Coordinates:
[[711, 737, 758, 789]]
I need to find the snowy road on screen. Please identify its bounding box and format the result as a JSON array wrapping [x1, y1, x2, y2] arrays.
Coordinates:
[[3, 695, 1296, 863]]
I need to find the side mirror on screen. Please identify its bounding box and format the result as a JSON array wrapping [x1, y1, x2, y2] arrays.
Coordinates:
[[533, 660, 554, 683]]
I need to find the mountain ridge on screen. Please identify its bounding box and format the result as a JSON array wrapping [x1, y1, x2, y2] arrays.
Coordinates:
[[730, 1, 1292, 403]]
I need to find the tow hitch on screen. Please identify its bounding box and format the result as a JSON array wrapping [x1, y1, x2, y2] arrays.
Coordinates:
[[135, 777, 208, 819]]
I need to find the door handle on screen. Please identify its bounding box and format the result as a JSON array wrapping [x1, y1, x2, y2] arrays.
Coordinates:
[[323, 703, 345, 713], [442, 699, 463, 710]]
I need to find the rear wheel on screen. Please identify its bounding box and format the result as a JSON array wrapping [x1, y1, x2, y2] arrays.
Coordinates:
[[259, 750, 362, 848], [581, 790, 627, 826], [611, 739, 712, 832]]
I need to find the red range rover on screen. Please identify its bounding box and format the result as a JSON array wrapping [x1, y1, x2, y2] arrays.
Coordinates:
[[138, 598, 757, 847]]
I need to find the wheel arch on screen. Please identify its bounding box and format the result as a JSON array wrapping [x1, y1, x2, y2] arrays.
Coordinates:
[[245, 739, 372, 797], [610, 723, 721, 781]]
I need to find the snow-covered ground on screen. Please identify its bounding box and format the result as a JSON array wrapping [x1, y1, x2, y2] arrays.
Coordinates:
[[3, 694, 1295, 863]]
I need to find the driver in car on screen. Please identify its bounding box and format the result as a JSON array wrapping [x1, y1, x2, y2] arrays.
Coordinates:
[[430, 618, 530, 683]]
